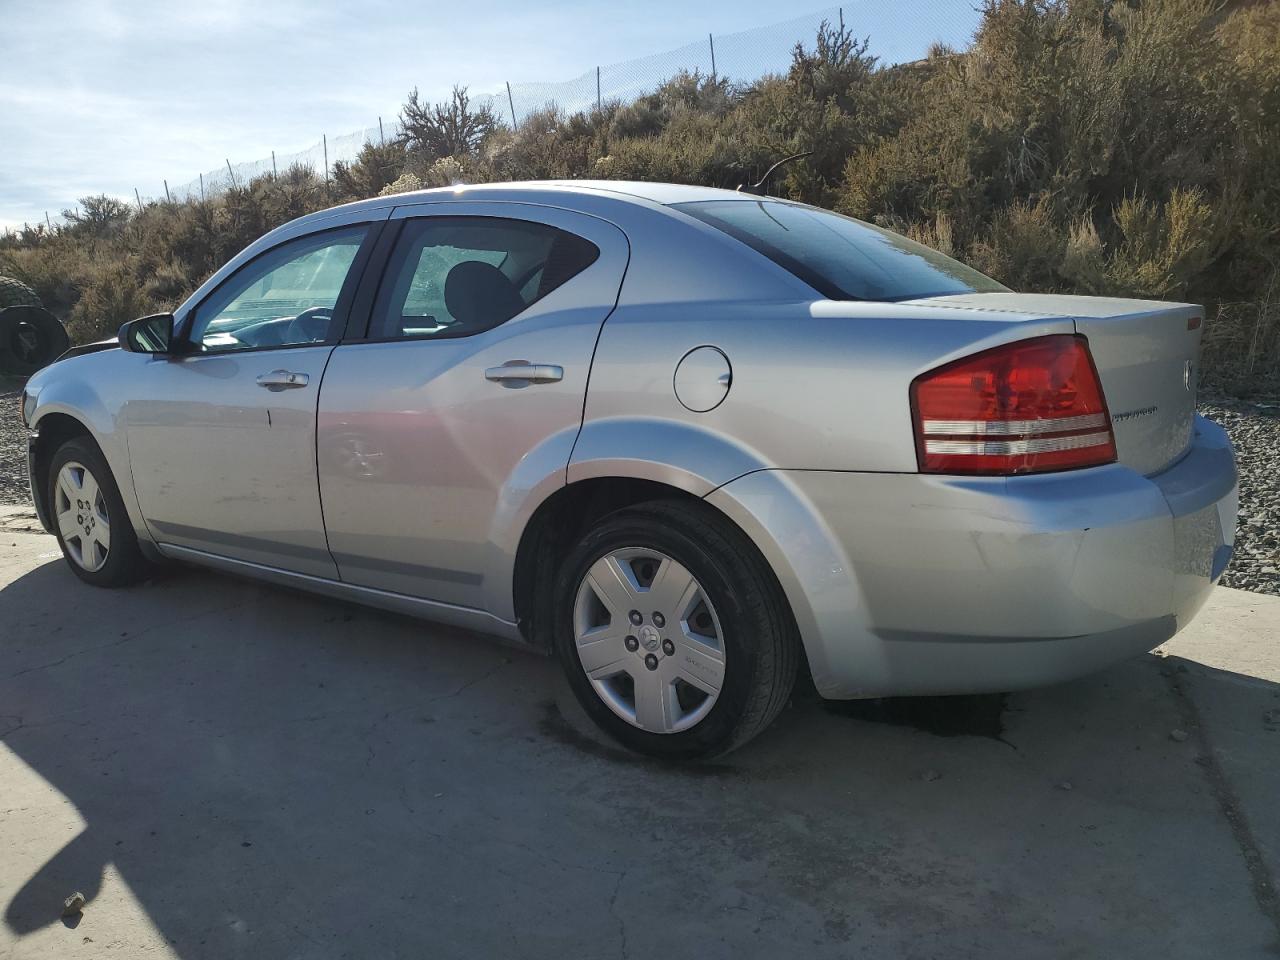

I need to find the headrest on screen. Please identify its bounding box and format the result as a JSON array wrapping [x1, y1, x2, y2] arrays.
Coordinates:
[[443, 260, 526, 329]]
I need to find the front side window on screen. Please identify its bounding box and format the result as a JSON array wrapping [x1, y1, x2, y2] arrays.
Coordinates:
[[673, 199, 1007, 302], [189, 226, 368, 352], [369, 216, 599, 340]]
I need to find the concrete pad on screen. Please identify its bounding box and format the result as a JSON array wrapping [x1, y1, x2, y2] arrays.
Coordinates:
[[1159, 587, 1280, 683], [1, 523, 1278, 959], [1157, 588, 1280, 934]]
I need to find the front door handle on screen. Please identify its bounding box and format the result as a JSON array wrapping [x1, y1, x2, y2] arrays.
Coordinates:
[[484, 362, 563, 385], [256, 369, 310, 390]]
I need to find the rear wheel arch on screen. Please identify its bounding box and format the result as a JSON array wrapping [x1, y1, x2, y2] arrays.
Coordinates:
[[512, 476, 801, 663], [550, 495, 803, 756]]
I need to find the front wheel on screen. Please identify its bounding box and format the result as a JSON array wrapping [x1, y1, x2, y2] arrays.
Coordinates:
[[48, 437, 149, 587], [553, 500, 799, 759]]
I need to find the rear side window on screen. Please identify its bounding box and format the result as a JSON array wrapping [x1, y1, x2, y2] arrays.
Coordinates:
[[368, 216, 599, 340], [673, 200, 1007, 302]]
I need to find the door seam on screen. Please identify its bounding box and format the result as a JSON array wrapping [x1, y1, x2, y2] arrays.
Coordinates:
[[566, 236, 633, 481], [313, 343, 343, 581]]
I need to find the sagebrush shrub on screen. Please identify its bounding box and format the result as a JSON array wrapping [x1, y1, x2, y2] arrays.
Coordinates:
[[2, 0, 1276, 384]]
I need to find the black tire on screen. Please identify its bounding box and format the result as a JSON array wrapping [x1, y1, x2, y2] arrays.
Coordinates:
[[0, 307, 70, 375], [0, 275, 41, 310], [553, 499, 799, 760], [47, 436, 149, 587]]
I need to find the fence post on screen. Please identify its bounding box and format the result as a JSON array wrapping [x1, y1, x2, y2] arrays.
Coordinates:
[[272, 150, 278, 178], [163, 179, 171, 203], [199, 172, 205, 202], [506, 81, 518, 129], [709, 32, 717, 82], [596, 66, 602, 111], [134, 187, 143, 214], [323, 134, 330, 197]]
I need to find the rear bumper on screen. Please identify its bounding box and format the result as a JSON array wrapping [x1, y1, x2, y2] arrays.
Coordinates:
[[707, 415, 1237, 699]]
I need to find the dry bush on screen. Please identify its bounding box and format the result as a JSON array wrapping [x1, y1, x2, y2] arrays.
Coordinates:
[[1202, 274, 1280, 390], [968, 197, 1066, 292], [379, 172, 424, 197], [3, 0, 1277, 385], [905, 212, 956, 258], [66, 259, 151, 343], [333, 141, 407, 201], [1106, 188, 1223, 299]]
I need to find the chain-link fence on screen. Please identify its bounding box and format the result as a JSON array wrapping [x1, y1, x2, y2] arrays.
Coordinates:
[[164, 1, 979, 202]]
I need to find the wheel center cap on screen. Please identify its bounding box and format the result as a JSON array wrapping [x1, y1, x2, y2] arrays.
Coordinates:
[[638, 625, 661, 652]]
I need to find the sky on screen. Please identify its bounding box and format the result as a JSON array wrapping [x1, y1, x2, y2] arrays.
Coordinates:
[[0, 0, 983, 232]]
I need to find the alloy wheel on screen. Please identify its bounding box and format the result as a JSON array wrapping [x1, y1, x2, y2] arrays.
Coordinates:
[[572, 547, 726, 733], [54, 461, 111, 572]]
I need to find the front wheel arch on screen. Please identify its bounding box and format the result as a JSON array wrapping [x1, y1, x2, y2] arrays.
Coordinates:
[[45, 434, 150, 586], [29, 413, 95, 532]]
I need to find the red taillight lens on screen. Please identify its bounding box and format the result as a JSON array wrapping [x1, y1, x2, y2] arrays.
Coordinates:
[[910, 334, 1116, 476]]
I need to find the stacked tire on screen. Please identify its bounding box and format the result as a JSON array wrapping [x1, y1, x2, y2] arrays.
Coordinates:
[[0, 275, 41, 311], [0, 276, 69, 375]]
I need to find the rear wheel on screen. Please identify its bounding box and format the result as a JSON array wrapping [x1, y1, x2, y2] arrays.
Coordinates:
[[48, 437, 149, 587], [554, 500, 798, 759]]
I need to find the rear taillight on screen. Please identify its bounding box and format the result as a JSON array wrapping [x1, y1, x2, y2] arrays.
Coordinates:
[[910, 334, 1116, 476]]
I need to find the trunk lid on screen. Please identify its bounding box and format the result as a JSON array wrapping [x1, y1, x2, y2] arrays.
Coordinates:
[[905, 292, 1202, 475]]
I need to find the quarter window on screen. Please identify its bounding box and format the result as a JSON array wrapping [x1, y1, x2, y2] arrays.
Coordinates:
[[369, 217, 599, 340], [189, 226, 368, 352]]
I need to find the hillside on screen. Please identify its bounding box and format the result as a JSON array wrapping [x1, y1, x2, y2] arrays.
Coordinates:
[[2, 0, 1277, 386]]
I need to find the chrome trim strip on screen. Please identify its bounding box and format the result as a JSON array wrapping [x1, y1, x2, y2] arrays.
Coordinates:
[[921, 413, 1108, 436], [924, 431, 1114, 456]]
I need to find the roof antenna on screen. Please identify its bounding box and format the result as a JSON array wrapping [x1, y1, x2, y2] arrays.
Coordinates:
[[737, 151, 813, 196]]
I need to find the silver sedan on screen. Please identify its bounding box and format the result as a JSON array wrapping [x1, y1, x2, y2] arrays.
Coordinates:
[[22, 181, 1238, 758]]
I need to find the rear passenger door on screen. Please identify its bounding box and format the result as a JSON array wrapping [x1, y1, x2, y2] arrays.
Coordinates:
[[316, 202, 628, 613]]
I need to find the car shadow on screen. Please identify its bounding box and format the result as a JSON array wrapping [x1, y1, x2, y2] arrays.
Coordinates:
[[2, 554, 1278, 959]]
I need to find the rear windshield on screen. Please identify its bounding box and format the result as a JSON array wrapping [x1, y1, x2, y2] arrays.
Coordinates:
[[673, 199, 1007, 302]]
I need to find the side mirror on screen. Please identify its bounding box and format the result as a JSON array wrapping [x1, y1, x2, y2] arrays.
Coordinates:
[[118, 313, 176, 354]]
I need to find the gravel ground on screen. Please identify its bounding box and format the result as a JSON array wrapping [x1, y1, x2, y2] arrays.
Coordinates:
[[1201, 394, 1280, 596], [1, 381, 1276, 595], [0, 386, 28, 505]]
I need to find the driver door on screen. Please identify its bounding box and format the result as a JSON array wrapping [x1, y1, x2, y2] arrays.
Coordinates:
[[125, 221, 379, 578]]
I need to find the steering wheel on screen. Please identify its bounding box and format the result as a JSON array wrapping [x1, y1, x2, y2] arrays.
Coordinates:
[[288, 306, 334, 344]]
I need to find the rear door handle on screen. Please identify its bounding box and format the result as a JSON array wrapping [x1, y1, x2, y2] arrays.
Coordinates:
[[484, 362, 564, 385], [256, 369, 310, 390]]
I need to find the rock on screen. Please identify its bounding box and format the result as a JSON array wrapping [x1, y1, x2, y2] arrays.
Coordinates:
[[1057, 781, 1073, 791], [921, 770, 942, 782], [62, 892, 86, 917], [1170, 729, 1189, 742]]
